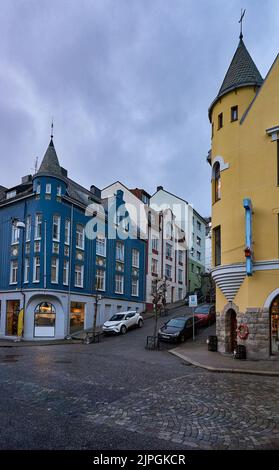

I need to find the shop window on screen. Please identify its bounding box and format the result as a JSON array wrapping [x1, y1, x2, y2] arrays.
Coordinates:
[[34, 302, 55, 337], [70, 302, 85, 334], [6, 300, 20, 336]]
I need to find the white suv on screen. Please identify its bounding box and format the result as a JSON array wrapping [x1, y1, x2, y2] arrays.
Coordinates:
[[102, 311, 143, 335]]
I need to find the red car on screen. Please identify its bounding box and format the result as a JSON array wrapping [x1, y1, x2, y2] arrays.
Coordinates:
[[194, 304, 216, 327]]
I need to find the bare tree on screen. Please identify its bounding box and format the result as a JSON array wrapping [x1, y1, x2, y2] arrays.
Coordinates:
[[151, 277, 169, 338]]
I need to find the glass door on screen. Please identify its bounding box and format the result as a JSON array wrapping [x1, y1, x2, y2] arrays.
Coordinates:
[[6, 300, 20, 336]]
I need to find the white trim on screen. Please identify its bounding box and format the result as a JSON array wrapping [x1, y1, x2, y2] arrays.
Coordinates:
[[211, 155, 229, 177], [263, 288, 279, 309]]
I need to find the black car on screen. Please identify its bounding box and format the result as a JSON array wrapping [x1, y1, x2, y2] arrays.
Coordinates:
[[158, 315, 199, 343]]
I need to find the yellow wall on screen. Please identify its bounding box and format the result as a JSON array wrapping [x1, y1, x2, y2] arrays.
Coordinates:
[[211, 55, 279, 313]]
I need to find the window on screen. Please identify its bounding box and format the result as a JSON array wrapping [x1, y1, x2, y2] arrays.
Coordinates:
[[213, 162, 221, 202], [151, 280, 157, 295], [57, 186, 62, 197], [218, 112, 223, 129], [6, 190, 16, 199], [34, 241, 41, 253], [165, 264, 172, 280], [11, 224, 20, 244], [214, 226, 221, 266], [96, 269, 105, 291], [25, 243, 30, 255], [197, 221, 201, 231], [53, 215, 61, 242], [191, 263, 194, 273], [178, 250, 183, 264], [24, 258, 30, 283], [46, 183, 51, 194], [197, 251, 201, 261], [178, 288, 183, 300], [132, 249, 139, 268], [96, 235, 106, 257], [151, 258, 158, 274], [231, 106, 238, 122], [52, 242, 59, 254], [33, 256, 40, 282], [115, 274, 124, 294], [166, 242, 172, 259], [51, 257, 59, 283], [178, 269, 183, 283], [197, 236, 201, 246], [116, 241, 124, 262], [70, 302, 85, 334], [34, 302, 55, 337], [197, 266, 201, 274], [277, 140, 279, 186], [165, 222, 173, 239], [10, 260, 18, 284], [26, 215, 31, 241], [65, 219, 70, 245], [35, 214, 42, 239], [132, 278, 139, 297], [76, 224, 85, 250], [36, 183, 41, 195], [75, 264, 84, 287], [152, 237, 159, 251], [63, 260, 69, 285]]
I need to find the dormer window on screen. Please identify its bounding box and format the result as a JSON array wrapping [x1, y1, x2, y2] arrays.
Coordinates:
[[218, 113, 223, 129], [231, 106, 238, 122], [46, 183, 51, 194], [6, 190, 16, 200]]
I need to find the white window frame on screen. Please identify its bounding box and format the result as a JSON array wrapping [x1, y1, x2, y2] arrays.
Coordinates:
[[76, 224, 85, 250], [115, 274, 124, 294], [151, 237, 159, 251], [178, 268, 183, 283], [24, 258, 30, 283], [65, 219, 70, 245], [11, 224, 20, 245], [63, 259, 69, 286], [10, 260, 18, 284], [51, 257, 59, 284], [75, 264, 84, 288], [165, 264, 172, 280], [151, 258, 158, 274], [166, 242, 172, 258], [178, 250, 183, 264], [33, 256, 40, 283], [6, 190, 16, 200], [96, 235, 106, 257], [132, 249, 139, 268], [52, 215, 61, 242], [131, 278, 139, 297], [35, 214, 42, 240], [116, 241, 124, 262], [25, 215, 31, 242], [96, 269, 106, 291], [57, 186, 62, 197], [36, 183, 41, 195], [46, 183, 51, 195]]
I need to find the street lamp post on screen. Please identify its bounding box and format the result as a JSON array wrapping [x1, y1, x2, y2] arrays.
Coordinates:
[[92, 294, 102, 338]]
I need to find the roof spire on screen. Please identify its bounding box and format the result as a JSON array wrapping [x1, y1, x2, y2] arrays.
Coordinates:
[[239, 8, 246, 40], [50, 118, 54, 140]]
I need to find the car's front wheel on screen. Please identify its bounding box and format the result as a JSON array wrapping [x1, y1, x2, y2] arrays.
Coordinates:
[[120, 325, 127, 335], [137, 319, 143, 328]]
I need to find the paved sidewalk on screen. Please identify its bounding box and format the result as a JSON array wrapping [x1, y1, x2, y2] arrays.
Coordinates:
[[170, 325, 279, 376]]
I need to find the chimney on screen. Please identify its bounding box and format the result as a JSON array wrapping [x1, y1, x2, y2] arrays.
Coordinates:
[[90, 185, 101, 199]]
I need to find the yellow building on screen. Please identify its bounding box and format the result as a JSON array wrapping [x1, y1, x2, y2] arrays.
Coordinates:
[[209, 32, 279, 359]]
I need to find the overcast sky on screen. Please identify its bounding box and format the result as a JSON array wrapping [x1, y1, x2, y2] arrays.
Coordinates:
[[1, 0, 278, 216]]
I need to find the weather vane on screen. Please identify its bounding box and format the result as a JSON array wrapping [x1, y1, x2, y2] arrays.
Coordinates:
[[239, 8, 246, 40], [51, 118, 54, 139]]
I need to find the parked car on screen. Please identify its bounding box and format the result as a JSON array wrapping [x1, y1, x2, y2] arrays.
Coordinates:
[[184, 290, 204, 306], [158, 315, 199, 343], [194, 304, 216, 327], [102, 311, 143, 335]]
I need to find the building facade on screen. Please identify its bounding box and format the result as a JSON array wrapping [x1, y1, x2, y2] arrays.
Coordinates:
[[209, 32, 279, 358], [0, 138, 146, 341], [102, 182, 187, 310], [150, 187, 207, 294]]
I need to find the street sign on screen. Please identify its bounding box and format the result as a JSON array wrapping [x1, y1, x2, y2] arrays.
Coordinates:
[[189, 294, 198, 308]]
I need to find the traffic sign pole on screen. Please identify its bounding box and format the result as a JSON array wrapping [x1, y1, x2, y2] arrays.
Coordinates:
[[189, 294, 198, 342]]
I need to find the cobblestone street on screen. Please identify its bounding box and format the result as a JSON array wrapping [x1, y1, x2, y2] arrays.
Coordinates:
[[0, 316, 278, 450]]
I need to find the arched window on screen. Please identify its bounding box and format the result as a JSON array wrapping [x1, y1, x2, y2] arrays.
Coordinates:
[[213, 162, 221, 202], [34, 302, 56, 337]]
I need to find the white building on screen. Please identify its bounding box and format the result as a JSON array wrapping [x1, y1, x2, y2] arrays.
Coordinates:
[[102, 182, 188, 310]]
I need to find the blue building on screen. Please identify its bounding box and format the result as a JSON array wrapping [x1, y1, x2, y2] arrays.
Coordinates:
[[0, 137, 146, 340]]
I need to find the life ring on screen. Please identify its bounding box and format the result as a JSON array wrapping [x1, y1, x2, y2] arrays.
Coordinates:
[[237, 323, 249, 340]]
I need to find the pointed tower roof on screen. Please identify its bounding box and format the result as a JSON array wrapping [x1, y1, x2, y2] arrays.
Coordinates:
[[209, 38, 263, 119], [37, 138, 62, 177]]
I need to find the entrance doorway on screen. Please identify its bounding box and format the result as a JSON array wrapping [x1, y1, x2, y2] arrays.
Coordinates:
[[270, 296, 279, 355], [6, 300, 20, 336], [225, 309, 237, 353], [70, 302, 85, 334]]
